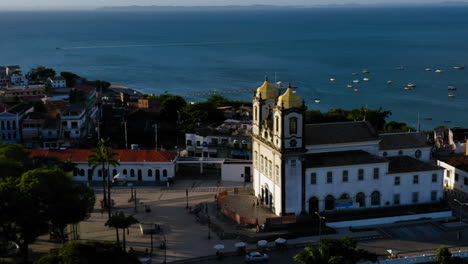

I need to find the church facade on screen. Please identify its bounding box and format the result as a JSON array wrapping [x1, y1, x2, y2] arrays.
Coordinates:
[[251, 79, 443, 216]]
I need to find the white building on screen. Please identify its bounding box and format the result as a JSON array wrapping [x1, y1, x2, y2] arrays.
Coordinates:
[[47, 77, 67, 88], [438, 156, 468, 194], [60, 103, 97, 140], [30, 149, 177, 182], [0, 103, 33, 143], [251, 78, 443, 216]]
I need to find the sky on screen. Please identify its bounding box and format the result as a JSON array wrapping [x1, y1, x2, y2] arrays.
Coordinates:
[[0, 0, 451, 10]]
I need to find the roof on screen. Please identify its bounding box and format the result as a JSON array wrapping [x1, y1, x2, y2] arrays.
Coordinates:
[[30, 149, 176, 163], [305, 150, 387, 168], [387, 156, 439, 174], [277, 86, 302, 109], [305, 121, 378, 145], [73, 84, 95, 92], [379, 132, 431, 150], [255, 78, 278, 99], [48, 76, 66, 81], [441, 155, 468, 172], [6, 103, 32, 115], [450, 127, 468, 142]]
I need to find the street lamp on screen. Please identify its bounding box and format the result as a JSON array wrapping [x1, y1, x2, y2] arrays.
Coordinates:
[[315, 212, 326, 241], [453, 199, 468, 224]]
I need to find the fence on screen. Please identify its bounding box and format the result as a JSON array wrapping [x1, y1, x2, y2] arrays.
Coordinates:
[[216, 191, 258, 226], [361, 250, 468, 264]]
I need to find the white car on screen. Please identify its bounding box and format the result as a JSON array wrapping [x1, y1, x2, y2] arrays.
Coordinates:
[[245, 252, 269, 263]]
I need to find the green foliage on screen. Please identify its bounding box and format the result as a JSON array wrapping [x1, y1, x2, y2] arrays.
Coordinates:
[[0, 143, 31, 178], [44, 83, 54, 96], [436, 246, 452, 264], [158, 94, 187, 122], [35, 241, 141, 264], [384, 121, 415, 133], [60, 71, 81, 87], [105, 212, 139, 252], [294, 237, 377, 264], [32, 100, 48, 113], [29, 66, 56, 80]]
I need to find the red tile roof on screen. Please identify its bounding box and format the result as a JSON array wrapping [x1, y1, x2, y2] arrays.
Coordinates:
[[30, 149, 176, 163]]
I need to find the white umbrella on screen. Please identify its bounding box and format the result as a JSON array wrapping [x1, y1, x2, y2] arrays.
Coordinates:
[[235, 242, 246, 247], [213, 244, 224, 250], [275, 238, 286, 244], [257, 240, 268, 247]]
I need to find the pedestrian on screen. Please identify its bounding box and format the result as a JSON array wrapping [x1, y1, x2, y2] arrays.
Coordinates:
[[256, 199, 259, 207]]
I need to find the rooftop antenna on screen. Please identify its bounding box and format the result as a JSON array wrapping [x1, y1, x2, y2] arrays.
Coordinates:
[[417, 112, 421, 132]]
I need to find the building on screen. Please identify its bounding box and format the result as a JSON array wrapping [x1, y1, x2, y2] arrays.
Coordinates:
[[47, 77, 67, 88], [0, 103, 33, 143], [0, 85, 45, 100], [251, 79, 443, 215], [437, 154, 468, 195], [137, 98, 160, 111], [30, 149, 177, 182], [0, 66, 28, 87]]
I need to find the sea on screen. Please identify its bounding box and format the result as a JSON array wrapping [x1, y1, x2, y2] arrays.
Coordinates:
[[1, 6, 468, 130]]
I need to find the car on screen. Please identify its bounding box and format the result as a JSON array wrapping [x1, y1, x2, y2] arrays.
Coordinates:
[[245, 251, 269, 263]]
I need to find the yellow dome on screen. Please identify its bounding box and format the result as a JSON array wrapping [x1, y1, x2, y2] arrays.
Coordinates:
[[277, 83, 302, 108], [256, 77, 278, 99]]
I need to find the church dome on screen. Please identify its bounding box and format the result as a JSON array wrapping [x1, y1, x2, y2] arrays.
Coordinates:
[[277, 83, 302, 108], [256, 77, 278, 99]]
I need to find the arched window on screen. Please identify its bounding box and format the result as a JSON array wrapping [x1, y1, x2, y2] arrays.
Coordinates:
[[1, 121, 4, 129], [138, 169, 142, 177], [73, 168, 78, 176], [6, 121, 10, 130], [123, 169, 128, 175], [130, 169, 135, 177], [80, 169, 85, 176], [308, 197, 319, 214], [356, 192, 366, 207], [148, 169, 153, 177], [113, 169, 118, 177], [155, 170, 160, 179], [7, 133, 11, 140], [254, 106, 258, 121], [289, 117, 297, 134], [371, 191, 380, 206], [98, 169, 102, 177], [325, 195, 335, 210], [12, 121, 16, 130], [163, 169, 168, 177], [275, 116, 279, 132]]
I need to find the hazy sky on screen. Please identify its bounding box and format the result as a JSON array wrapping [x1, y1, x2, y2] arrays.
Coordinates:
[[0, 0, 447, 10]]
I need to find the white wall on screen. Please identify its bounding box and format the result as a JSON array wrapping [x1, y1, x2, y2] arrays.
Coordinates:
[[307, 141, 380, 155], [379, 147, 431, 162], [438, 160, 468, 194], [222, 163, 252, 182]]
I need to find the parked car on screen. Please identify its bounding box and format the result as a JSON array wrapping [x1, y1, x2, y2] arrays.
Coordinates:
[[245, 252, 269, 263]]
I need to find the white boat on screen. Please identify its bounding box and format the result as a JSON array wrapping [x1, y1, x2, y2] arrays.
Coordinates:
[[425, 68, 432, 71], [329, 78, 336, 82], [352, 72, 359, 75], [448, 86, 457, 90], [435, 69, 444, 73], [407, 83, 416, 88], [353, 79, 360, 83], [314, 99, 321, 103], [353, 89, 359, 92], [387, 80, 393, 84], [363, 77, 369, 81], [347, 84, 354, 88], [362, 69, 369, 74], [448, 93, 456, 97], [453, 66, 464, 70], [396, 66, 405, 70], [404, 86, 414, 90]]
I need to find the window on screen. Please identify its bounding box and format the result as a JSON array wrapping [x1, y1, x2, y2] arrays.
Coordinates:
[[415, 149, 422, 158], [196, 141, 200, 147], [254, 151, 258, 167], [393, 194, 400, 205], [163, 169, 168, 177], [98, 169, 102, 177], [112, 169, 118, 177], [413, 175, 419, 184], [310, 173, 317, 184], [254, 106, 257, 121], [325, 195, 335, 210], [358, 169, 364, 181], [446, 171, 451, 178], [211, 138, 218, 145], [373, 168, 379, 179], [371, 191, 380, 206], [130, 169, 135, 177], [455, 173, 459, 182], [260, 155, 264, 173], [73, 168, 78, 176], [275, 116, 279, 132], [123, 169, 128, 175], [291, 160, 296, 168], [289, 117, 297, 134], [340, 193, 350, 200], [465, 177, 468, 186], [394, 176, 400, 185], [326, 172, 333, 183], [356, 192, 366, 207], [432, 174, 438, 183], [431, 191, 437, 201], [138, 170, 142, 177], [186, 140, 192, 146], [148, 169, 153, 177], [398, 150, 403, 155], [275, 165, 280, 183], [412, 192, 419, 203], [268, 161, 272, 177], [289, 139, 297, 147], [342, 170, 348, 182]]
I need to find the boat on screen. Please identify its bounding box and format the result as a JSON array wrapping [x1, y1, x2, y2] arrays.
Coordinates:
[[347, 84, 354, 88], [425, 68, 432, 71], [407, 83, 416, 88], [396, 66, 405, 70], [353, 89, 359, 92], [404, 86, 414, 90], [443, 120, 452, 123], [353, 79, 360, 83], [352, 72, 359, 75], [330, 78, 336, 82], [387, 80, 393, 84], [453, 66, 464, 70], [448, 93, 456, 97], [435, 69, 444, 73], [314, 99, 321, 103], [363, 77, 369, 81], [424, 118, 432, 120], [448, 86, 457, 90], [362, 69, 369, 74]]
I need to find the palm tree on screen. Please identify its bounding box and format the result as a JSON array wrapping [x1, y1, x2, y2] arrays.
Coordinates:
[[294, 246, 332, 264], [88, 138, 120, 219], [105, 211, 139, 252]]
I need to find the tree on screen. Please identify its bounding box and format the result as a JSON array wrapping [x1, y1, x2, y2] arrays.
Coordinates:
[[29, 66, 56, 80], [32, 100, 48, 113], [0, 143, 31, 178], [294, 246, 332, 264], [35, 241, 141, 264], [384, 121, 414, 133], [436, 246, 452, 264], [105, 212, 139, 252], [44, 83, 54, 96], [60, 71, 80, 87]]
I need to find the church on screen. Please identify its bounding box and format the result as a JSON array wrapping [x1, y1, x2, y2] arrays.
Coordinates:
[[252, 78, 443, 216]]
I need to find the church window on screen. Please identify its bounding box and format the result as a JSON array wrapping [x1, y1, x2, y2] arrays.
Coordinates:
[[325, 195, 335, 210], [130, 169, 135, 177], [269, 161, 272, 177], [275, 165, 280, 183], [289, 117, 297, 134], [254, 106, 258, 121], [310, 173, 317, 184], [148, 169, 153, 177], [356, 192, 366, 207], [260, 155, 264, 173], [358, 169, 364, 181], [275, 116, 279, 132], [371, 191, 380, 206], [254, 151, 258, 168], [290, 139, 297, 148], [342, 170, 348, 182], [373, 168, 379, 179], [326, 172, 333, 183], [123, 169, 127, 175], [163, 169, 167, 177]]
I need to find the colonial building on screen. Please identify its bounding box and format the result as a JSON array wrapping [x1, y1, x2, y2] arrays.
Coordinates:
[[251, 78, 443, 215], [30, 149, 177, 182]]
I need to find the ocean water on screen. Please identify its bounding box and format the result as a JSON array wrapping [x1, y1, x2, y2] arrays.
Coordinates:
[[1, 7, 468, 129]]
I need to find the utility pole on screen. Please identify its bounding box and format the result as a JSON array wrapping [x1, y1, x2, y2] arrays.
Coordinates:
[[124, 121, 128, 149], [154, 123, 158, 150], [315, 211, 326, 241]]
